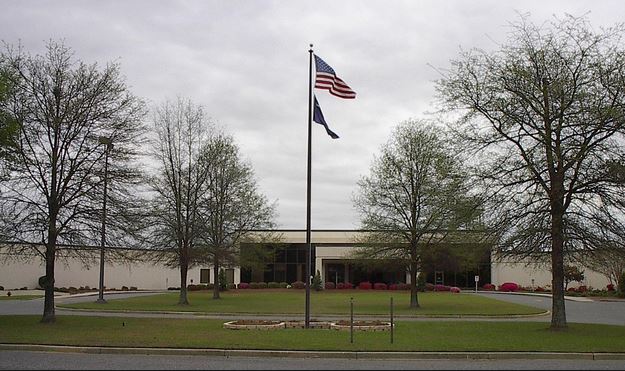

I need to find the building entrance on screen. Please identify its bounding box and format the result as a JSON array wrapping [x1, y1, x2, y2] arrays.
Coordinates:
[[325, 263, 346, 285]]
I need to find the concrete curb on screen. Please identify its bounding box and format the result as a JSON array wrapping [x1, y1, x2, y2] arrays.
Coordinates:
[[2, 344, 624, 360], [55, 306, 551, 319]]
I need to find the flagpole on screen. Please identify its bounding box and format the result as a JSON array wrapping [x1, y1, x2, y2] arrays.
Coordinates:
[[305, 44, 313, 329]]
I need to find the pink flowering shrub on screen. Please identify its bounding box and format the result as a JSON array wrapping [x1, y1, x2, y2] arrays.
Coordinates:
[[358, 281, 372, 290], [324, 282, 335, 290], [434, 284, 451, 292], [450, 286, 461, 293], [482, 283, 495, 291], [237, 282, 250, 289], [498, 282, 520, 292], [373, 283, 388, 290], [607, 283, 615, 291], [389, 284, 398, 290]]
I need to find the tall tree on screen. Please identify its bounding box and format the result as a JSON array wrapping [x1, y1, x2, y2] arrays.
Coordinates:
[[0, 70, 19, 177], [146, 98, 210, 305], [196, 131, 276, 299], [0, 41, 145, 322], [436, 15, 625, 329], [352, 120, 480, 308]]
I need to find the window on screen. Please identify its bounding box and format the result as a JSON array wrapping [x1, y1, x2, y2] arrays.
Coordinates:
[[200, 269, 210, 284]]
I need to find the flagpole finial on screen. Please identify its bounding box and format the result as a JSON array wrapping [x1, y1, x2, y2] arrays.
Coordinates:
[[309, 44, 313, 51]]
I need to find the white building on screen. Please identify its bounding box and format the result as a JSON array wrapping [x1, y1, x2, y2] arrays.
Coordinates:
[[0, 230, 611, 291]]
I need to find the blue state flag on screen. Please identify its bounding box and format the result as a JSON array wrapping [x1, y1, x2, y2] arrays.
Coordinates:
[[313, 95, 339, 139]]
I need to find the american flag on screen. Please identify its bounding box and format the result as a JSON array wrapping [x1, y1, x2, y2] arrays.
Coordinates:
[[314, 55, 356, 99]]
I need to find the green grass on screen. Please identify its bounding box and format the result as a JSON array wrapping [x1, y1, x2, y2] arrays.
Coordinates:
[[0, 295, 43, 301], [1, 315, 625, 352], [58, 290, 543, 316]]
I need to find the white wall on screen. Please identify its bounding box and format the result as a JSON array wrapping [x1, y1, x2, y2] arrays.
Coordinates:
[[1, 241, 613, 291], [0, 251, 240, 290], [491, 258, 611, 290]]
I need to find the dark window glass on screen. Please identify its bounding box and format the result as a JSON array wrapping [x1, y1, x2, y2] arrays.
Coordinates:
[[240, 267, 251, 283], [264, 264, 274, 283], [200, 269, 210, 284], [286, 246, 297, 262], [275, 248, 286, 263], [297, 248, 307, 263], [274, 264, 286, 283], [286, 264, 297, 283]]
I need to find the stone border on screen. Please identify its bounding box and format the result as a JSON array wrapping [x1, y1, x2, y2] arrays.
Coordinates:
[[330, 321, 392, 332], [222, 320, 392, 331], [284, 320, 332, 329], [223, 320, 285, 330]]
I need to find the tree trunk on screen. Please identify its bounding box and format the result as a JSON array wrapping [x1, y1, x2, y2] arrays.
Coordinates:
[[41, 236, 56, 323], [409, 264, 420, 308], [550, 206, 567, 330], [178, 260, 189, 305], [213, 259, 220, 300]]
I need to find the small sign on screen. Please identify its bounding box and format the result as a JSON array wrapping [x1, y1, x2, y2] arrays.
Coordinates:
[[474, 275, 479, 282]]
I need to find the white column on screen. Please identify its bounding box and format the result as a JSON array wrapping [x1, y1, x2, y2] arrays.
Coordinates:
[[316, 256, 324, 285]]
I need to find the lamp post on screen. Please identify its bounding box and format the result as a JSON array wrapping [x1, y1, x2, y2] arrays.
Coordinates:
[[96, 136, 113, 304]]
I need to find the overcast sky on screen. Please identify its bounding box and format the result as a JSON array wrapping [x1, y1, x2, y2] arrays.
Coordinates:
[[1, 0, 623, 230]]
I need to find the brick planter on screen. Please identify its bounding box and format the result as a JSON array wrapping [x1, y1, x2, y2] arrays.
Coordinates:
[[223, 320, 285, 330], [284, 320, 332, 329], [330, 320, 392, 332]]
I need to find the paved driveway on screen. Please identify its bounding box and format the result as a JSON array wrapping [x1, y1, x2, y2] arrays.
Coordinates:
[[474, 292, 625, 326]]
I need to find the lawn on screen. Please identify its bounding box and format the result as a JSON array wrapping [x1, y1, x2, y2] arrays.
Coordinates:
[[2, 315, 625, 352], [58, 290, 544, 316], [0, 295, 43, 301]]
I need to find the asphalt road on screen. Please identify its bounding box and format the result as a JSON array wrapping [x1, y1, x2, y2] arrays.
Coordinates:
[[2, 350, 625, 370], [475, 292, 625, 326]]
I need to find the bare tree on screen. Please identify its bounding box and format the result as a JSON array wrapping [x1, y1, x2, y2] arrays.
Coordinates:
[[352, 120, 481, 308], [0, 41, 145, 322], [581, 212, 625, 288], [0, 69, 19, 179], [586, 250, 625, 289], [436, 15, 625, 329], [196, 131, 276, 299], [146, 98, 211, 305]]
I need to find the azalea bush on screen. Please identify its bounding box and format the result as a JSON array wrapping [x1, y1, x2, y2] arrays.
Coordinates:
[[498, 282, 520, 292], [607, 283, 615, 291]]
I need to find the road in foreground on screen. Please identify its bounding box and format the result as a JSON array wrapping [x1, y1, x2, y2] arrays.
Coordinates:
[[1, 350, 625, 370]]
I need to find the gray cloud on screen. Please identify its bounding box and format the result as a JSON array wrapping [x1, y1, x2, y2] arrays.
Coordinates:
[[2, 0, 623, 228]]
